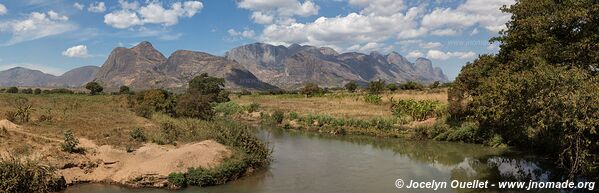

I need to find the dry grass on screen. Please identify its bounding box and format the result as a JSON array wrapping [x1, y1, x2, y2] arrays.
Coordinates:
[[232, 89, 448, 120], [0, 94, 157, 149]]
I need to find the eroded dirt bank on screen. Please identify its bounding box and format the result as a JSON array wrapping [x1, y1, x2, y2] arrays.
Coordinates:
[[0, 119, 232, 188]]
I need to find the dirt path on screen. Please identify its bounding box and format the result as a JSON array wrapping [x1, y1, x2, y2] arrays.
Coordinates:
[[0, 119, 61, 143]]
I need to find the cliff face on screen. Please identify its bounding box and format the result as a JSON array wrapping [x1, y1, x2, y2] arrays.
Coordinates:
[[226, 43, 449, 89]]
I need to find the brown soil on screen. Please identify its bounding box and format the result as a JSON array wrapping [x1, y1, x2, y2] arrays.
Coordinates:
[[0, 119, 233, 188]]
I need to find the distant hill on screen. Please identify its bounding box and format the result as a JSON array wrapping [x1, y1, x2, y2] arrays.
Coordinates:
[[226, 43, 448, 89], [0, 41, 449, 91], [94, 41, 277, 90], [0, 66, 99, 88]]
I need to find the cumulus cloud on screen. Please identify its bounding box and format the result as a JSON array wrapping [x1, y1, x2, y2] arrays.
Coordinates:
[[426, 50, 477, 60], [228, 29, 256, 39], [62, 45, 91, 58], [0, 11, 77, 46], [0, 3, 7, 15], [237, 0, 319, 24], [406, 51, 424, 59], [104, 1, 203, 29], [73, 3, 84, 11], [88, 2, 106, 13], [422, 0, 514, 33], [348, 0, 405, 16]]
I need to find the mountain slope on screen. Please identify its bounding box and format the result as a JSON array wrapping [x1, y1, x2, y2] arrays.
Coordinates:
[[226, 43, 449, 89], [0, 67, 57, 87]]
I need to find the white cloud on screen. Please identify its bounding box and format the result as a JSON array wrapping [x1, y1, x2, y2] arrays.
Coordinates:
[[62, 45, 91, 58], [251, 11, 274, 24], [88, 2, 106, 13], [348, 0, 404, 16], [347, 42, 389, 53], [426, 50, 477, 60], [430, 28, 458, 36], [421, 42, 442, 49], [73, 3, 84, 11], [470, 28, 479, 35], [0, 11, 77, 46], [0, 3, 7, 15], [104, 10, 142, 29], [406, 51, 424, 59], [422, 0, 514, 33], [228, 29, 256, 39], [260, 7, 424, 51], [237, 0, 319, 24], [104, 1, 203, 29]]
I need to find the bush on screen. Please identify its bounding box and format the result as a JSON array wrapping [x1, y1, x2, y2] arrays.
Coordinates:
[[400, 81, 421, 90], [0, 157, 66, 193], [300, 83, 322, 97], [214, 102, 244, 116], [4, 111, 17, 122], [167, 172, 186, 188], [391, 99, 444, 121], [245, 103, 259, 113], [33, 88, 41, 95], [6, 87, 18, 93], [85, 82, 103, 95], [61, 130, 81, 153], [367, 80, 385, 94], [133, 105, 153, 118], [175, 93, 214, 120], [185, 167, 216, 186], [363, 94, 382, 104], [13, 97, 34, 123], [158, 122, 180, 145], [21, 88, 33, 94], [387, 83, 398, 91], [344, 81, 358, 92], [188, 73, 229, 103], [129, 128, 146, 142], [119, 86, 130, 94], [133, 89, 176, 116], [272, 111, 284, 124], [288, 112, 299, 120]]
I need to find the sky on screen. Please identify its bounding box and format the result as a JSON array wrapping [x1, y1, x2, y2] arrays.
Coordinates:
[[0, 0, 515, 79]]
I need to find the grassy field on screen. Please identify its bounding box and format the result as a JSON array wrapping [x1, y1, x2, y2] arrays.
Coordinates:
[[232, 89, 447, 120]]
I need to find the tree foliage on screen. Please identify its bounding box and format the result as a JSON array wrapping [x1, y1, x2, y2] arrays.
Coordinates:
[[367, 80, 385, 94], [85, 82, 103, 95], [344, 81, 358, 92], [188, 73, 229, 103], [300, 83, 322, 97], [448, 0, 599, 178]]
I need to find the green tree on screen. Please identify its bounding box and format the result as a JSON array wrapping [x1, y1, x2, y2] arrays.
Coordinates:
[[21, 88, 33, 94], [367, 80, 385, 94], [300, 83, 322, 97], [119, 86, 130, 94], [386, 83, 398, 92], [33, 88, 42, 95], [85, 82, 103, 95], [448, 0, 599, 179], [188, 73, 229, 103], [6, 87, 18, 93], [175, 93, 214, 120], [344, 81, 358, 92]]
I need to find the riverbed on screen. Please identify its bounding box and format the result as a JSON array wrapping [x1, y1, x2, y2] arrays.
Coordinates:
[[64, 129, 559, 193]]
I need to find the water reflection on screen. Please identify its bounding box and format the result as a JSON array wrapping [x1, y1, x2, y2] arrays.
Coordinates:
[[66, 128, 569, 193]]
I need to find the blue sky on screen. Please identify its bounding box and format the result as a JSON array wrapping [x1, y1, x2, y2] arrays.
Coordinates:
[[0, 0, 514, 79]]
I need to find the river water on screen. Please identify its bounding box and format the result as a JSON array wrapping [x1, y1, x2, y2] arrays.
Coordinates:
[[64, 129, 563, 193]]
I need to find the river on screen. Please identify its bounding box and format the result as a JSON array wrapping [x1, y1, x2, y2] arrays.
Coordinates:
[[64, 129, 563, 193]]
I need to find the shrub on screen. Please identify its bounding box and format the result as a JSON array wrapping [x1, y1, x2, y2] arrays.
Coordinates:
[[344, 81, 358, 92], [6, 87, 18, 93], [119, 86, 130, 94], [33, 88, 41, 95], [4, 111, 17, 122], [363, 94, 382, 105], [133, 105, 153, 118], [185, 167, 216, 186], [0, 157, 66, 193], [391, 99, 444, 121], [387, 83, 398, 91], [435, 122, 483, 143], [167, 172, 186, 188], [21, 88, 33, 94], [272, 111, 284, 124], [300, 83, 322, 97], [133, 89, 176, 116], [85, 81, 103, 95], [214, 102, 244, 116], [430, 81, 440, 89], [400, 81, 421, 90], [367, 80, 386, 94], [61, 130, 81, 153], [288, 112, 299, 120], [13, 97, 34, 123], [245, 103, 259, 113], [129, 128, 146, 142], [158, 122, 180, 145], [175, 93, 214, 120]]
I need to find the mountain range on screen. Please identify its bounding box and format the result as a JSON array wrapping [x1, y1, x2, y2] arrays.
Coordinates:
[[0, 41, 448, 90]]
